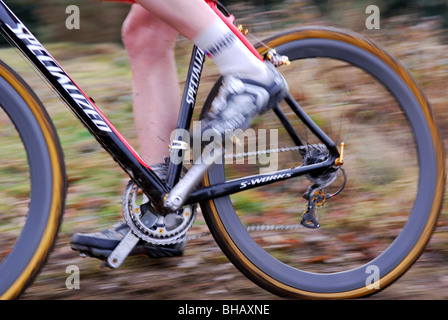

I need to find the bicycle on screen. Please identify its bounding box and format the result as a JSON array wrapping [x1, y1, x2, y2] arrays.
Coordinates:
[[0, 0, 444, 300]]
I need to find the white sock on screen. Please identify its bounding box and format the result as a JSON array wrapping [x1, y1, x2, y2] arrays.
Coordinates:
[[193, 18, 269, 82]]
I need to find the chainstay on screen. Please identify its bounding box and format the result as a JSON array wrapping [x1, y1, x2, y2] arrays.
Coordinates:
[[223, 143, 326, 160]]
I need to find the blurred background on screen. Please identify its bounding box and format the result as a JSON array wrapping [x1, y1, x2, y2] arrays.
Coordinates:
[[0, 0, 447, 299], [5, 0, 448, 43]]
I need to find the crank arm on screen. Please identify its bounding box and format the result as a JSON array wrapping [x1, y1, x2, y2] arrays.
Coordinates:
[[106, 230, 140, 269]]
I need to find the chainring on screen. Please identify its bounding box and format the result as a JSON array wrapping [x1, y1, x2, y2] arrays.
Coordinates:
[[122, 179, 196, 246]]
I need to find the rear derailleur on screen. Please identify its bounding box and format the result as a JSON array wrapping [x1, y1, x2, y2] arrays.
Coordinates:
[[299, 144, 346, 229], [301, 188, 326, 229], [300, 169, 346, 229]]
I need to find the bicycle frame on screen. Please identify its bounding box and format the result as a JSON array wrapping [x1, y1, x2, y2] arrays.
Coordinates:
[[0, 1, 339, 210]]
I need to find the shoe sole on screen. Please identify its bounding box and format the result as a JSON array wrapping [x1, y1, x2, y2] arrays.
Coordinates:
[[71, 241, 184, 261]]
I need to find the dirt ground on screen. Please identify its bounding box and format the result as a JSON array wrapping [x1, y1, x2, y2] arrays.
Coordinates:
[[20, 215, 448, 301]]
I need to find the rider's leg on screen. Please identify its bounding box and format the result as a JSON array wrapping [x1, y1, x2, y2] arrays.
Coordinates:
[[122, 4, 180, 165], [134, 0, 270, 81], [134, 0, 288, 136]]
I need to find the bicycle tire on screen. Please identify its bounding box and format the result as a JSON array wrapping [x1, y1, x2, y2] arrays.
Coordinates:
[[0, 60, 66, 300], [200, 27, 445, 299]]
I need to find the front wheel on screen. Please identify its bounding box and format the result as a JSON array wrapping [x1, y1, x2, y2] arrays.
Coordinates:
[[200, 27, 445, 299], [0, 60, 66, 299]]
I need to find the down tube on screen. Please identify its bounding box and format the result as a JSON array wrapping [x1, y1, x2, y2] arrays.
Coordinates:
[[0, 3, 168, 198]]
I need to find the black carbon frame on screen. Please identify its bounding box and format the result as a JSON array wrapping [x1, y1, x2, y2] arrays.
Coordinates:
[[0, 1, 339, 209]]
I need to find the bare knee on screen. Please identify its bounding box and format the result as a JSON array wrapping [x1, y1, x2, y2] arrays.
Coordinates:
[[122, 5, 178, 62]]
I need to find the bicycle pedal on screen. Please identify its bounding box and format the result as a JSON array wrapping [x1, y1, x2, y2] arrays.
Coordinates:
[[106, 230, 140, 269]]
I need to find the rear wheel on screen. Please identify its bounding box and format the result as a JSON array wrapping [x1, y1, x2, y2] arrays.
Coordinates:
[[0, 60, 66, 299], [200, 27, 444, 298]]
